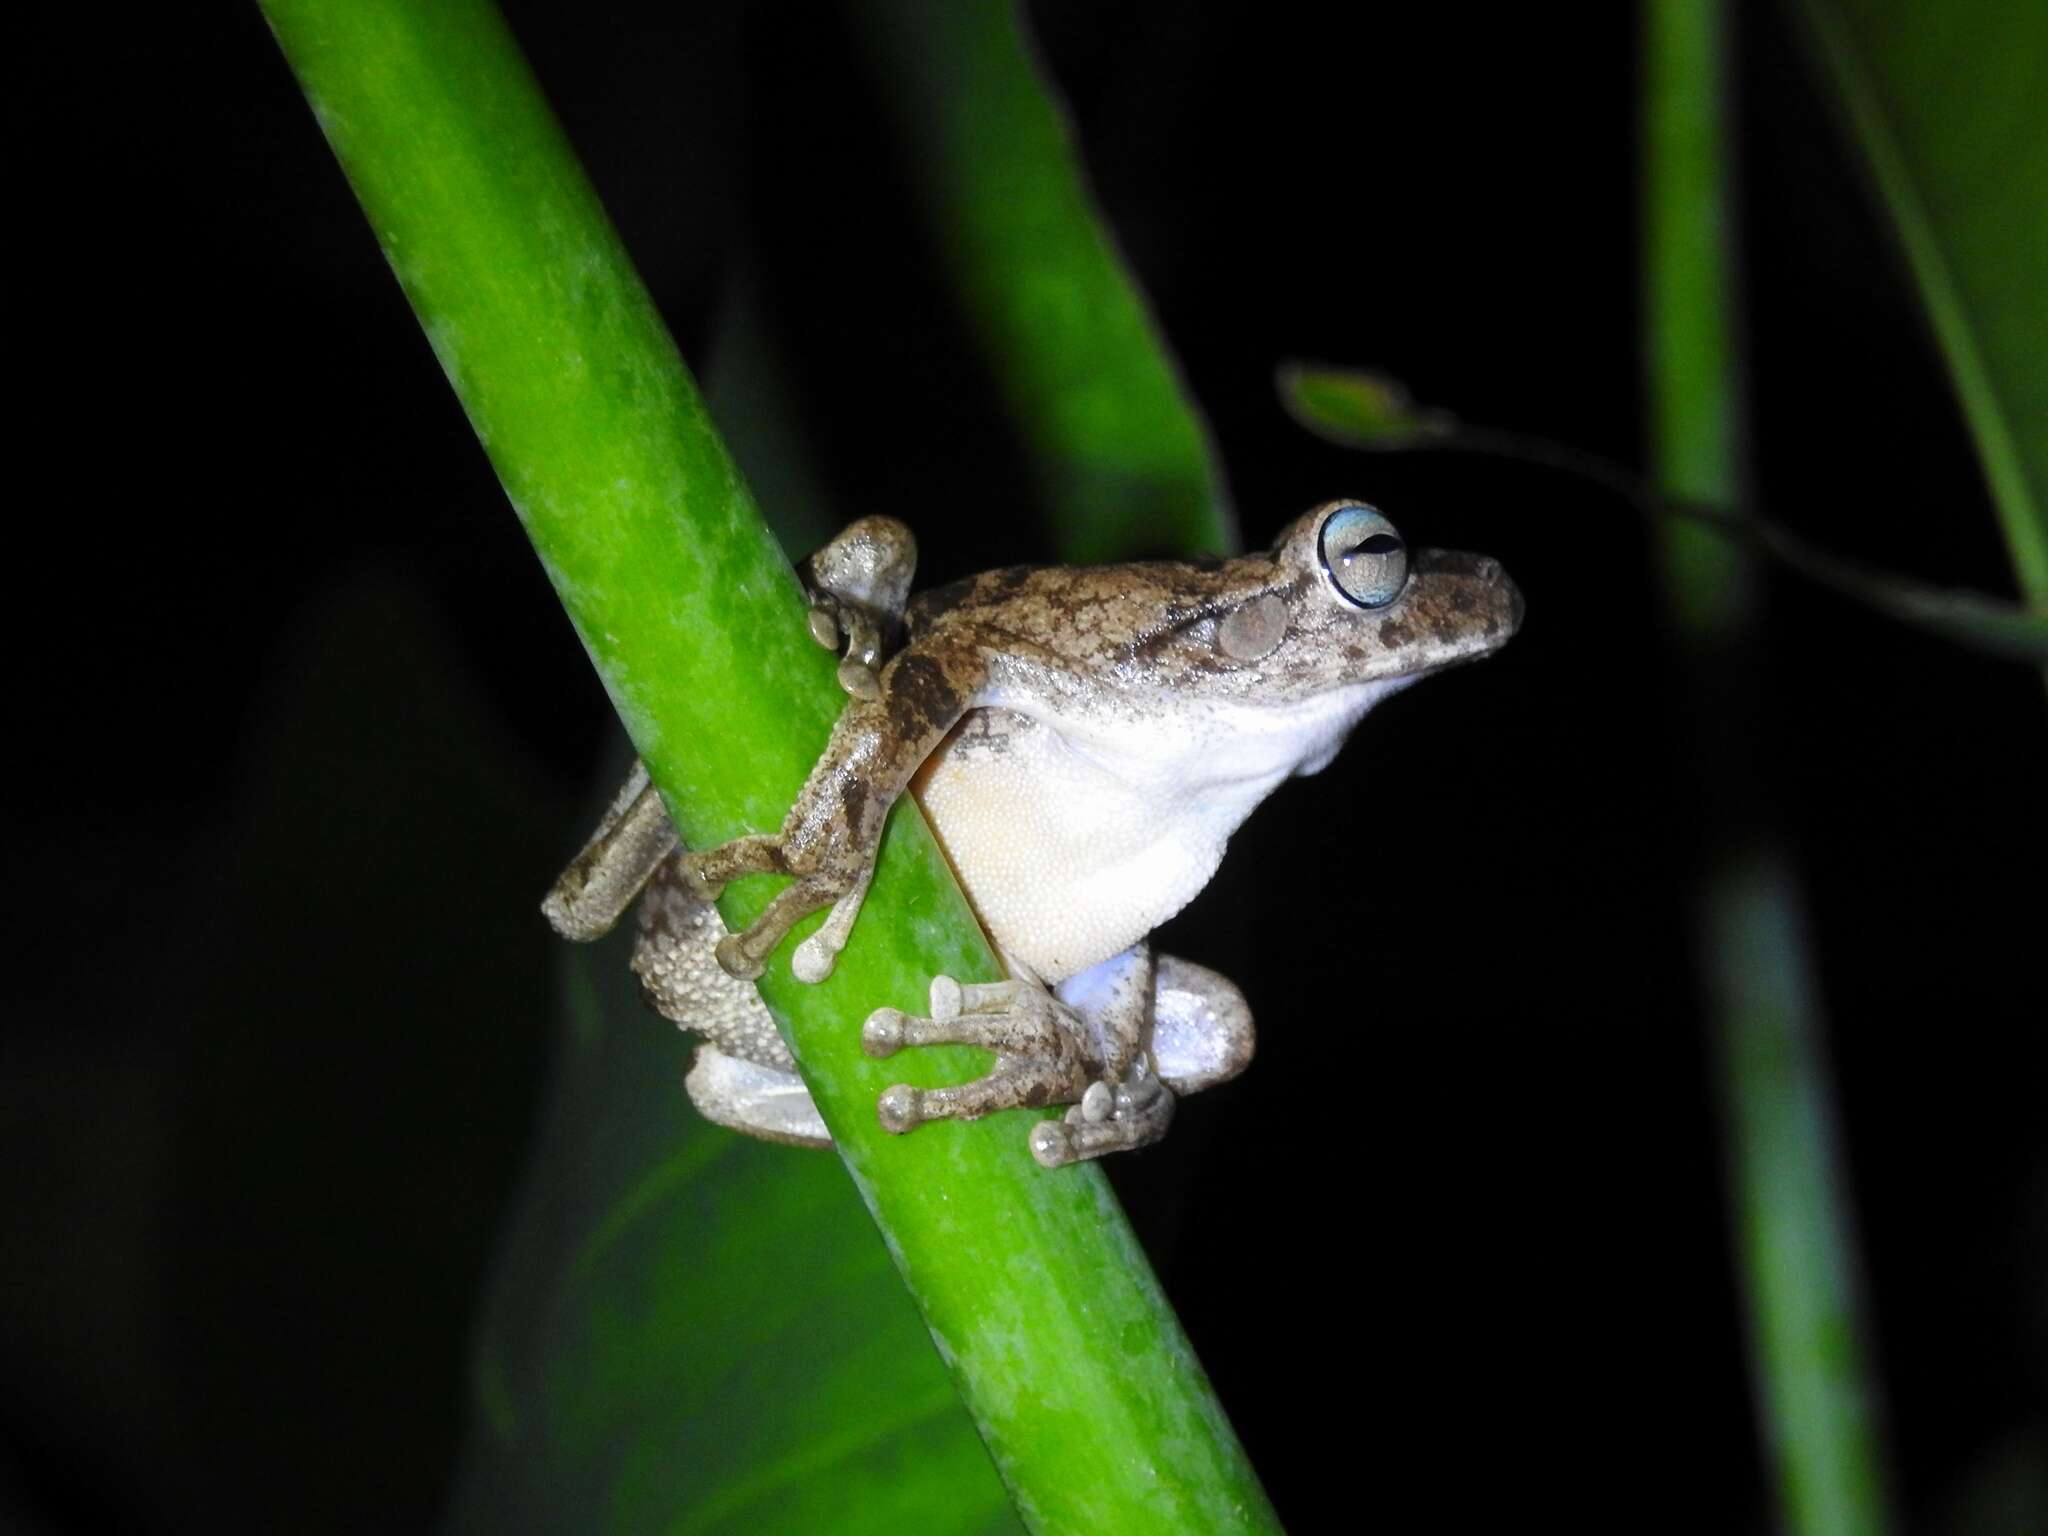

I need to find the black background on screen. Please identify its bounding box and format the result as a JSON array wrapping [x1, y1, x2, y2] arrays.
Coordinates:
[[6, 2, 2044, 1531]]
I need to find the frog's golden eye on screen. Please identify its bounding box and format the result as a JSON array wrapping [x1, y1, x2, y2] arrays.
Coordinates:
[[1318, 504, 1407, 608]]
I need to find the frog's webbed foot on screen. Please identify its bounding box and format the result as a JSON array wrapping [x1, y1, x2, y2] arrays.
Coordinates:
[[1026, 1058, 1175, 1169], [861, 975, 1170, 1165], [863, 976, 1094, 1136], [800, 516, 917, 700]]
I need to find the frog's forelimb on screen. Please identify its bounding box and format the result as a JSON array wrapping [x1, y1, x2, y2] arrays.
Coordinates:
[[680, 643, 991, 981], [667, 514, 952, 981]]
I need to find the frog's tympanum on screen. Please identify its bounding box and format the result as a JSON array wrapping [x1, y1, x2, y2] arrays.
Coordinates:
[[545, 503, 1520, 1166]]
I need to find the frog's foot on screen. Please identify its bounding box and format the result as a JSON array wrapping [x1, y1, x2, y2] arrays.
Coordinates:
[[1026, 1058, 1176, 1169], [862, 976, 1094, 1138], [715, 871, 865, 982], [685, 1044, 831, 1149], [800, 516, 917, 698], [805, 600, 885, 700], [677, 835, 863, 982]]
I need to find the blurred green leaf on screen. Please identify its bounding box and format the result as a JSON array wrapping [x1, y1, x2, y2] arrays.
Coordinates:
[[1794, 0, 2048, 610], [446, 931, 1021, 1536], [1275, 362, 1459, 449], [1644, 7, 1895, 1536]]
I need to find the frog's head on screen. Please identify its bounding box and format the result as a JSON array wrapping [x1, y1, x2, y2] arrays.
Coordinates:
[[1106, 500, 1519, 785], [1217, 500, 1522, 694]]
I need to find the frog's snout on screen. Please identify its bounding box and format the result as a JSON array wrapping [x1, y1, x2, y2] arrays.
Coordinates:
[[1475, 557, 1526, 637], [1410, 547, 1523, 652]]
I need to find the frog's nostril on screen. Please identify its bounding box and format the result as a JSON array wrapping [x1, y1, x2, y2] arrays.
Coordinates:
[[1475, 557, 1500, 581]]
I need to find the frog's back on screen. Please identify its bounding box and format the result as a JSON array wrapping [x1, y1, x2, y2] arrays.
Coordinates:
[[906, 559, 1244, 670]]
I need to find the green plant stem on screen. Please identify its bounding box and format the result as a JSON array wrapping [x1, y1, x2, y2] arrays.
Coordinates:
[[1644, 5, 1895, 1535], [259, 2, 1277, 1530]]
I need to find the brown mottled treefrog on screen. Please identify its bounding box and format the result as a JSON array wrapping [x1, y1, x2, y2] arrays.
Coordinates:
[[544, 502, 1520, 1166]]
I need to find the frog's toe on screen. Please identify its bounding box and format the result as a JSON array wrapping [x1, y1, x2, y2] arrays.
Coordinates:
[[876, 1083, 924, 1133], [861, 1007, 908, 1057], [715, 933, 765, 981], [791, 931, 840, 983], [836, 659, 881, 699], [679, 859, 724, 903], [1029, 1119, 1076, 1168], [1078, 1079, 1116, 1123], [873, 1052, 1087, 1138], [928, 975, 1041, 1023], [1029, 1065, 1176, 1166], [852, 983, 1080, 1059]]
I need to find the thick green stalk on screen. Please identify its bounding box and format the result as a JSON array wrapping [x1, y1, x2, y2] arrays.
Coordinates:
[[259, 2, 1277, 1530], [1643, 6, 1895, 1535]]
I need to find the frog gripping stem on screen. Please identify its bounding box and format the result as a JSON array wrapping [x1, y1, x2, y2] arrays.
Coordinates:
[[543, 506, 1517, 1166]]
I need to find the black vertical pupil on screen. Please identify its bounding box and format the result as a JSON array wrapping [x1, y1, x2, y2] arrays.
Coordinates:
[[1346, 532, 1402, 560]]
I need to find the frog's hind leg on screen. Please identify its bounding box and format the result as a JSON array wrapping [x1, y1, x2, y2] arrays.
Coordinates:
[[687, 644, 990, 983], [1030, 955, 1252, 1165], [542, 761, 679, 941], [634, 860, 833, 1149]]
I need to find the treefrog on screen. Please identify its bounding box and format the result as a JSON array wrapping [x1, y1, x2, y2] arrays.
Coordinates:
[[544, 502, 1520, 1166]]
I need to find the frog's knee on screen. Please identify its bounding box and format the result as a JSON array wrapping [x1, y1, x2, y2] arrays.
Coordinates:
[[1150, 955, 1254, 1094]]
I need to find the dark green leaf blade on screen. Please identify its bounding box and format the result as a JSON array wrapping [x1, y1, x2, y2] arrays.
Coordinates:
[[1795, 0, 2048, 609], [1645, 6, 1896, 1534], [446, 934, 1021, 1536]]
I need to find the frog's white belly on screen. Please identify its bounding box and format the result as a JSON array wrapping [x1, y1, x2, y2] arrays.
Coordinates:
[[909, 711, 1221, 982], [910, 681, 1395, 982]]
